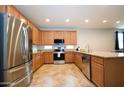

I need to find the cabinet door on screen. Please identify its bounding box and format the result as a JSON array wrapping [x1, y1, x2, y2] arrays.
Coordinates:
[[64, 31, 71, 44], [44, 52, 53, 64], [41, 31, 54, 45], [32, 27, 36, 44], [36, 28, 39, 44], [32, 54, 36, 72], [65, 52, 74, 63], [47, 31, 54, 44], [91, 61, 104, 86], [35, 53, 41, 69], [70, 31, 77, 44], [40, 31, 42, 44], [54, 31, 64, 39], [40, 53, 44, 65], [74, 53, 82, 70]]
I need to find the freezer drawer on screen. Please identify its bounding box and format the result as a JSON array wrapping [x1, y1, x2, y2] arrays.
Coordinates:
[[5, 61, 32, 84], [9, 72, 32, 87]]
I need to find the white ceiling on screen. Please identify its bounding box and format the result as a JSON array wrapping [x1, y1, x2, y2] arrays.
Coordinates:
[[15, 5, 124, 29]]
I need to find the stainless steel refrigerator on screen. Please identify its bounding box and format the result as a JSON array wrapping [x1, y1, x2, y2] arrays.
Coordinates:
[[0, 13, 32, 87]]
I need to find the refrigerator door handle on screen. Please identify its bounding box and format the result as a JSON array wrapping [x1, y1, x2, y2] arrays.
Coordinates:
[[21, 27, 27, 61], [25, 27, 29, 61], [23, 26, 29, 62]]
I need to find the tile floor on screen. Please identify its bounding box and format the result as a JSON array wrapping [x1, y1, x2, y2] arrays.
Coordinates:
[[29, 64, 95, 87]]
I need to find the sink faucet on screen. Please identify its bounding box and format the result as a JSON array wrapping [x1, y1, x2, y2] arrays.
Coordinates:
[[85, 44, 90, 52]]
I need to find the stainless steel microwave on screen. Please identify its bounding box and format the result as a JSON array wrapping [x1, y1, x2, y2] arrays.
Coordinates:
[[54, 39, 64, 44]]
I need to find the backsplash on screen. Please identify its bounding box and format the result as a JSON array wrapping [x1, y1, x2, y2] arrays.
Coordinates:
[[32, 45, 77, 53]]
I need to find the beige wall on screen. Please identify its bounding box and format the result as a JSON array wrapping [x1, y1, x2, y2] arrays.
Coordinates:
[[77, 29, 115, 51]]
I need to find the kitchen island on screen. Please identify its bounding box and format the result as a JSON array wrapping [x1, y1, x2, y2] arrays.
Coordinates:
[[81, 51, 124, 87]]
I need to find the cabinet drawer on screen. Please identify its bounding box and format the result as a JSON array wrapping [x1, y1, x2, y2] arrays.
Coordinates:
[[92, 56, 104, 65]]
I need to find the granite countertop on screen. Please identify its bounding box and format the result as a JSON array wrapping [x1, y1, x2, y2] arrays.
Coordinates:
[[79, 51, 124, 58], [32, 49, 124, 58]]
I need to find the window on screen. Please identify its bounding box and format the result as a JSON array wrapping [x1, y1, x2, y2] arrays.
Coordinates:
[[118, 32, 123, 49]]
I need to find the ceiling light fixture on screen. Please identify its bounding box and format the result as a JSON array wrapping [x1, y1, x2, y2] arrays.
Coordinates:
[[116, 21, 120, 24], [65, 19, 70, 23], [84, 19, 89, 23], [45, 18, 50, 22], [102, 20, 107, 23]]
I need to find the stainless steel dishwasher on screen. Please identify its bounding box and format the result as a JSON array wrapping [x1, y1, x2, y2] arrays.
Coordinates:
[[82, 54, 91, 80]]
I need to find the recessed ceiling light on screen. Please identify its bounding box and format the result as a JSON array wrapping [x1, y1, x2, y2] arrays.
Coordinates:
[[116, 21, 120, 24], [65, 19, 70, 23], [45, 18, 50, 22], [102, 20, 107, 23], [84, 19, 89, 23]]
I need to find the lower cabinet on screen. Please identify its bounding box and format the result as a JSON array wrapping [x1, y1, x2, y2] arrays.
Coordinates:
[[32, 53, 44, 72], [32, 54, 36, 72], [43, 52, 53, 64], [91, 59, 104, 86], [74, 52, 83, 70], [65, 52, 74, 63]]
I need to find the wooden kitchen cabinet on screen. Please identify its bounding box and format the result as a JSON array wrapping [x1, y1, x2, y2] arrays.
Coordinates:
[[32, 53, 44, 72], [41, 31, 77, 45], [64, 31, 77, 45], [91, 57, 104, 86], [7, 6, 27, 23], [0, 5, 40, 45], [6, 6, 20, 19], [74, 53, 83, 70], [33, 53, 41, 71], [43, 52, 53, 64], [0, 5, 6, 12], [41, 31, 54, 45], [32, 54, 36, 72], [70, 31, 77, 44], [65, 52, 74, 63], [64, 31, 70, 44], [91, 56, 124, 87], [53, 31, 64, 39], [32, 27, 37, 44], [32, 26, 41, 45]]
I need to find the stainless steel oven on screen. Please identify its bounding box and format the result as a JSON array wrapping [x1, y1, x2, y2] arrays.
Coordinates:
[[53, 52, 65, 64]]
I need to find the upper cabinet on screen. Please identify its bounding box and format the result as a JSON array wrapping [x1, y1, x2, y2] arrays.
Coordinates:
[[32, 26, 41, 45], [6, 6, 20, 19], [41, 31, 54, 45], [41, 31, 77, 45], [53, 31, 64, 39], [0, 5, 77, 45], [64, 31, 77, 45], [70, 31, 77, 44]]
